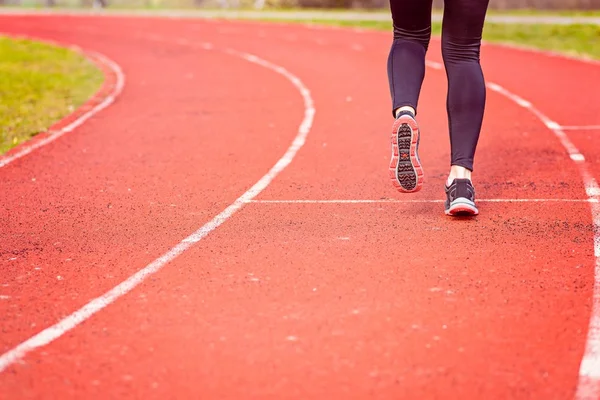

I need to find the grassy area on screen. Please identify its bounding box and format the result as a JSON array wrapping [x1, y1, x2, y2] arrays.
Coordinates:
[[0, 36, 104, 155], [45, 7, 592, 60], [476, 22, 600, 60], [287, 18, 600, 60], [485, 9, 600, 17]]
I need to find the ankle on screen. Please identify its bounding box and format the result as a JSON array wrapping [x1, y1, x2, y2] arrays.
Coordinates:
[[395, 106, 415, 118], [447, 165, 472, 186]]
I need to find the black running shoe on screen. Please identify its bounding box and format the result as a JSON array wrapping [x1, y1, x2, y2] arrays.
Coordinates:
[[444, 178, 479, 216], [389, 110, 424, 193]]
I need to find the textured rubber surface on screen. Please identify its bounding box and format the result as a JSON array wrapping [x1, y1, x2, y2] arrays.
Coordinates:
[[1, 14, 600, 400], [390, 114, 423, 193]]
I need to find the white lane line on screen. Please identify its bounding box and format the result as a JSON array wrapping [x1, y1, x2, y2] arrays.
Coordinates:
[[248, 199, 597, 204], [425, 60, 443, 70], [561, 125, 600, 131], [0, 46, 124, 169], [481, 76, 600, 400], [0, 44, 315, 373], [486, 82, 586, 163]]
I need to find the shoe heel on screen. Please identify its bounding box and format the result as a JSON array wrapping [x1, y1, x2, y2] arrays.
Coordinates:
[[389, 115, 423, 193]]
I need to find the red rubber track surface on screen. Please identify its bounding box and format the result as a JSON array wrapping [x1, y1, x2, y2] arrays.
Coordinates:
[[1, 14, 600, 399]]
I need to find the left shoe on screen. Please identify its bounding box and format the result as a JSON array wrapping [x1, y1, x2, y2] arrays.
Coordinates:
[[444, 178, 479, 216], [389, 111, 424, 193]]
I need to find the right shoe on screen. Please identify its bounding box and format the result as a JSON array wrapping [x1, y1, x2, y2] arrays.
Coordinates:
[[389, 111, 424, 193], [444, 178, 479, 216]]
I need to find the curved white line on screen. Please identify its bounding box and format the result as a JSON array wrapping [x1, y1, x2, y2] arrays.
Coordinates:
[[429, 65, 600, 399], [426, 59, 600, 398], [0, 44, 125, 168], [0, 47, 315, 373], [562, 126, 600, 131]]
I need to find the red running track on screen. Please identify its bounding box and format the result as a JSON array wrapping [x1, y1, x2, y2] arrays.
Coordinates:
[[1, 13, 600, 400]]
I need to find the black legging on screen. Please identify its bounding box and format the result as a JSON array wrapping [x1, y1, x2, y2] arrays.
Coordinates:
[[387, 0, 489, 171]]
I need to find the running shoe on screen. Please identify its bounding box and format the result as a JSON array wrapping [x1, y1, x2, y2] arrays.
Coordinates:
[[444, 178, 479, 216], [389, 110, 424, 193]]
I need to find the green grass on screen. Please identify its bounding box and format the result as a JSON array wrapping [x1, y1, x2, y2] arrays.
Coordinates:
[[95, 7, 593, 60], [0, 36, 104, 155], [476, 23, 600, 60], [484, 9, 600, 17], [286, 19, 600, 61]]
